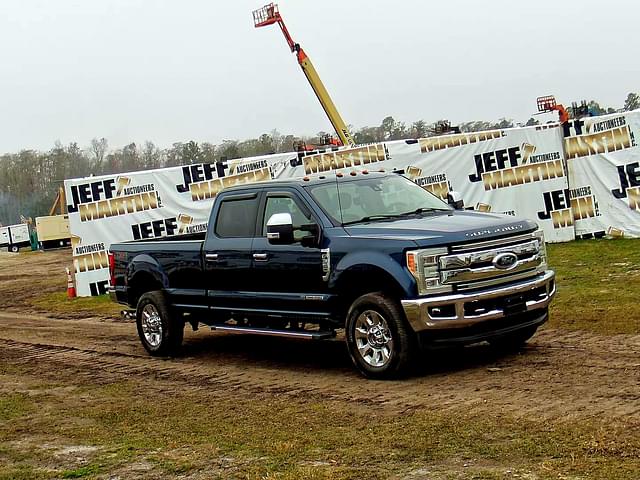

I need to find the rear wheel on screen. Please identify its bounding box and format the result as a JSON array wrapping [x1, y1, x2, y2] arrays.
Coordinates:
[[345, 292, 417, 379], [136, 291, 184, 356], [10, 245, 19, 253]]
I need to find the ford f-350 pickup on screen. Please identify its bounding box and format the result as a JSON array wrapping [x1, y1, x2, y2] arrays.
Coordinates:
[[109, 171, 556, 378]]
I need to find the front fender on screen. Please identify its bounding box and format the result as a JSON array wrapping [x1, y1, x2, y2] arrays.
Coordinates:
[[331, 250, 415, 296]]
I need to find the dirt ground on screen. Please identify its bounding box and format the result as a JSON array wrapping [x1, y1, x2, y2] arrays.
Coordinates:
[[1, 248, 639, 479]]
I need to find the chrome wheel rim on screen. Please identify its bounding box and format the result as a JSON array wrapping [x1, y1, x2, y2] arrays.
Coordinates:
[[354, 310, 394, 368], [141, 304, 162, 348]]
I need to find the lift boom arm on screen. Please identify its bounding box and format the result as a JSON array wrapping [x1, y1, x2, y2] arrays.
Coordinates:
[[253, 4, 356, 148]]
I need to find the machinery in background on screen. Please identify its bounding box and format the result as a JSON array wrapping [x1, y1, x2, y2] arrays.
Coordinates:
[[429, 120, 461, 136], [35, 186, 71, 250], [253, 3, 356, 148], [49, 186, 66, 216], [35, 215, 71, 250], [0, 223, 32, 253], [536, 95, 570, 124]]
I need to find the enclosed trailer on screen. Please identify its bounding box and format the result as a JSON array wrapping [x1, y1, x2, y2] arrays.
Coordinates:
[[35, 214, 71, 250], [0, 223, 32, 252]]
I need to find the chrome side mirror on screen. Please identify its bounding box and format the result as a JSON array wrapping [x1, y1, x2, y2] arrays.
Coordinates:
[[266, 213, 294, 244]]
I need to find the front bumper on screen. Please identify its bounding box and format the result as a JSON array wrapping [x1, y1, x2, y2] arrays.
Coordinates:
[[401, 270, 555, 332]]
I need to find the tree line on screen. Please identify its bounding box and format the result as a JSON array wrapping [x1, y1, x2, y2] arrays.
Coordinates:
[[1, 93, 638, 226]]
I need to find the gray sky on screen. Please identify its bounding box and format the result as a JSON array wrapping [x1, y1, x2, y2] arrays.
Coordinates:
[[1, 0, 638, 153]]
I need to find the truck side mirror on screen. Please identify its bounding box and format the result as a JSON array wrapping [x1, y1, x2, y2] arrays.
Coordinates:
[[266, 213, 295, 244], [447, 191, 464, 210]]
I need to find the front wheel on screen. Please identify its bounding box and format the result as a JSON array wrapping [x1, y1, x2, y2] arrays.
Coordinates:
[[136, 291, 184, 356], [345, 292, 417, 379]]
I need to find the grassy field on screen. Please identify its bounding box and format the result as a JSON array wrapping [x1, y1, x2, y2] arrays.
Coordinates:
[[547, 238, 640, 334], [32, 292, 122, 318], [0, 239, 639, 479]]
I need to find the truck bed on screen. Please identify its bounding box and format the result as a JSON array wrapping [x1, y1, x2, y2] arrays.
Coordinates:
[[111, 239, 206, 307]]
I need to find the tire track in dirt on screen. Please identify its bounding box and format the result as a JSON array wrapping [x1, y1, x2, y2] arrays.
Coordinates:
[[1, 327, 639, 422]]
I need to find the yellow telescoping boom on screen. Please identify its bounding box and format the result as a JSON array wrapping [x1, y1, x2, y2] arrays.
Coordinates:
[[253, 3, 356, 148]]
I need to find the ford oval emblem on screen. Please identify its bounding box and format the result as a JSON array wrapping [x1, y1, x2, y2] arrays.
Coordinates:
[[492, 252, 518, 270]]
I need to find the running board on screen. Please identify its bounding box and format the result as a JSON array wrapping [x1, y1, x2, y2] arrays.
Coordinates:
[[211, 325, 335, 340]]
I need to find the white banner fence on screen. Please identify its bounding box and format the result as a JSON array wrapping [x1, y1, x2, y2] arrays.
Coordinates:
[[64, 110, 640, 296]]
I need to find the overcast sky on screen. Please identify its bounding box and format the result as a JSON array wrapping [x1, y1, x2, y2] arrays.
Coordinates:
[[1, 0, 638, 153]]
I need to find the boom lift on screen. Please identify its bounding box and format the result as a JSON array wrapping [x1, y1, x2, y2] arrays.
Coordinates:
[[536, 95, 569, 124], [253, 3, 356, 148]]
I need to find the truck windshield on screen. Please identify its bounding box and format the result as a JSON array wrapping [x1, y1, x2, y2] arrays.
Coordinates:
[[308, 175, 451, 225]]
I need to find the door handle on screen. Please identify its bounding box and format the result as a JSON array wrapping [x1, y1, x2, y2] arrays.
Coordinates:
[[253, 253, 268, 261], [205, 253, 219, 261]]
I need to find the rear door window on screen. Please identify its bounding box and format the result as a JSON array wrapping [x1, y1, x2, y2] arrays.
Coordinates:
[[215, 197, 258, 238]]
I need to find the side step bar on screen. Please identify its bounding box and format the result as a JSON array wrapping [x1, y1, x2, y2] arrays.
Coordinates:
[[211, 325, 335, 340]]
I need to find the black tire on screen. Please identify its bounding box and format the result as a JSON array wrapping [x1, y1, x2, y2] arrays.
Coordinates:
[[345, 292, 417, 379], [136, 291, 184, 356], [10, 245, 19, 253], [488, 325, 539, 351]]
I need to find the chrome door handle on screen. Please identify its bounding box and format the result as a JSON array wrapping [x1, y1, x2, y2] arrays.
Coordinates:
[[253, 253, 268, 261], [205, 253, 218, 261]]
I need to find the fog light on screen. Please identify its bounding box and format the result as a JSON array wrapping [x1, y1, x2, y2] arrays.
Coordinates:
[[428, 305, 456, 318]]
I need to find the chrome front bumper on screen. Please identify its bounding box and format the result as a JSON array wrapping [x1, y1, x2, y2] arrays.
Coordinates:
[[401, 270, 556, 332]]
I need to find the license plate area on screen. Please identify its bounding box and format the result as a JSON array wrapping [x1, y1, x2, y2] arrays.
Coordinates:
[[502, 293, 527, 315]]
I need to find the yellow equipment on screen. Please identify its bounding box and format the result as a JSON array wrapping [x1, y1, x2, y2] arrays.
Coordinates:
[[253, 4, 356, 148], [49, 186, 67, 216], [35, 215, 71, 249]]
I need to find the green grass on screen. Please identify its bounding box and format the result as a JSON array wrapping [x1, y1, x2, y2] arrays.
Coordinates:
[[0, 393, 34, 422], [60, 465, 100, 479], [32, 292, 121, 319], [547, 238, 640, 334]]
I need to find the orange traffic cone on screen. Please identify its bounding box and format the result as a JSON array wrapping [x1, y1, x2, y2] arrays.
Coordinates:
[[66, 267, 76, 299]]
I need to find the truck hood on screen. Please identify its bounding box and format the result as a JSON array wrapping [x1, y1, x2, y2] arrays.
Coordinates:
[[343, 211, 538, 247]]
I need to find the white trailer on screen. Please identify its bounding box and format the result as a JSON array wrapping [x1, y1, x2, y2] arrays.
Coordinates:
[[0, 223, 31, 252]]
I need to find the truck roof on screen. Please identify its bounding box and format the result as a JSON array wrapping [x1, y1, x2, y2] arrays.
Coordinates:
[[222, 170, 395, 193]]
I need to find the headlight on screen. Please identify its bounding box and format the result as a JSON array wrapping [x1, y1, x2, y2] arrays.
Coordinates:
[[406, 247, 451, 295], [533, 228, 548, 269]]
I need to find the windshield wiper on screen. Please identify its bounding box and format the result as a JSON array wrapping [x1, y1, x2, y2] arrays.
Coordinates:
[[398, 207, 450, 216], [342, 207, 451, 226], [342, 214, 406, 226]]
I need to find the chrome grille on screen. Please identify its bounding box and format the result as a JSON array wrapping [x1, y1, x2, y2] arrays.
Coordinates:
[[441, 233, 544, 291]]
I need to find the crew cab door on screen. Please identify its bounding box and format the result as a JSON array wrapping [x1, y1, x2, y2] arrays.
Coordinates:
[[203, 191, 260, 314], [250, 189, 330, 318]]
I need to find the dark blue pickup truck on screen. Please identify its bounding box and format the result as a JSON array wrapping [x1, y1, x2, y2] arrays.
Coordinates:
[[109, 171, 555, 378]]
